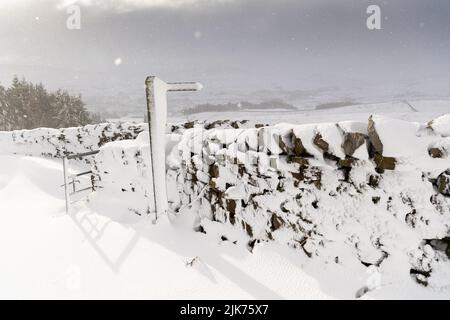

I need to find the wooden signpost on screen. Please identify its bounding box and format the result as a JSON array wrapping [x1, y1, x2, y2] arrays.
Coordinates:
[[145, 76, 203, 222]]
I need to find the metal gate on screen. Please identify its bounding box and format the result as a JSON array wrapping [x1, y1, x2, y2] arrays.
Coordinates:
[[62, 150, 100, 214]]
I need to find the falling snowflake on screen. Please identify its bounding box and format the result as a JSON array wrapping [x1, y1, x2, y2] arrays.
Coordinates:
[[194, 31, 202, 40]]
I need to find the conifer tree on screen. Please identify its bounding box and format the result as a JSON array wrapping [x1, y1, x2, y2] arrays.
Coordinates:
[[0, 76, 102, 130]]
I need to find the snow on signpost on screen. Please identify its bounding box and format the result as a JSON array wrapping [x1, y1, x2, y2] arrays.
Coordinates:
[[145, 76, 203, 222]]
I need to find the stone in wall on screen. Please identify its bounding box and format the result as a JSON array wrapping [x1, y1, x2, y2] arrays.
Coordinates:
[[436, 169, 450, 196], [342, 132, 367, 157]]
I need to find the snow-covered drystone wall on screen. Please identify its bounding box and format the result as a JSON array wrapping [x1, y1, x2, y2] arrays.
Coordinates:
[[92, 115, 450, 289], [0, 119, 256, 162], [0, 122, 146, 161]]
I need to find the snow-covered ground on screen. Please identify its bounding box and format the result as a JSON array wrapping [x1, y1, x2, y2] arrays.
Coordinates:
[[0, 155, 447, 299], [0, 155, 334, 299]]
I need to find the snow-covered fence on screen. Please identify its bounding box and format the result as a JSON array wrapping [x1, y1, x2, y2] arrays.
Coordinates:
[[91, 114, 450, 288], [0, 119, 254, 162], [0, 122, 146, 161], [92, 114, 450, 219]]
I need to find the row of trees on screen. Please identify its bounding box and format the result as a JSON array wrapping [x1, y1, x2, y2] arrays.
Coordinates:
[[0, 76, 102, 131]]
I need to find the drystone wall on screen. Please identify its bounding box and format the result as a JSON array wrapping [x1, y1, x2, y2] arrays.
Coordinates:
[[3, 115, 448, 288], [0, 122, 146, 161], [91, 115, 450, 288]]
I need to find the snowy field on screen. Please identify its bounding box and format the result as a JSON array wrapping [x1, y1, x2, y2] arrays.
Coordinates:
[[173, 100, 450, 125], [0, 100, 449, 300]]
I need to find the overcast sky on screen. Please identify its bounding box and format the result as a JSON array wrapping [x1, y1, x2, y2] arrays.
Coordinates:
[[1, 0, 449, 114]]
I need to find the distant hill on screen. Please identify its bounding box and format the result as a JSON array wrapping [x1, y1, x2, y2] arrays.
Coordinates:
[[182, 99, 296, 115]]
